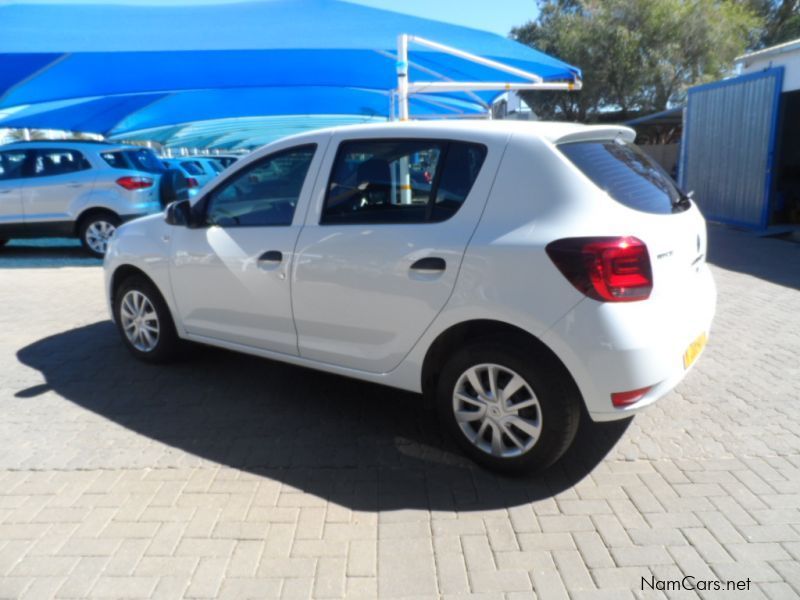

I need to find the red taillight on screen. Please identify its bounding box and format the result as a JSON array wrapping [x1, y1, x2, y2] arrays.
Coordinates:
[[611, 386, 652, 407], [186, 177, 199, 188], [116, 176, 153, 190], [546, 236, 653, 302]]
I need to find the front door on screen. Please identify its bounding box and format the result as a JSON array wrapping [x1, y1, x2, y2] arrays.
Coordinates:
[[169, 143, 320, 355], [292, 137, 494, 373]]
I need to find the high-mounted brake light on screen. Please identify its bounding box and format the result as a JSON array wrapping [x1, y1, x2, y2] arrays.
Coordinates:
[[116, 176, 153, 190], [546, 236, 653, 302]]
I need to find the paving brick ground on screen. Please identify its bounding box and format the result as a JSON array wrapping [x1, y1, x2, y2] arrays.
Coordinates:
[[0, 224, 798, 599]]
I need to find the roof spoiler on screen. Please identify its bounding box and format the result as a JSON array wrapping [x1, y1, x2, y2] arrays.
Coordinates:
[[555, 126, 636, 145]]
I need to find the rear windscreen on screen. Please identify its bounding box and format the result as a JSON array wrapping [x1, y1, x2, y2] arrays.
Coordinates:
[[558, 140, 687, 214], [180, 161, 205, 175], [127, 149, 165, 173]]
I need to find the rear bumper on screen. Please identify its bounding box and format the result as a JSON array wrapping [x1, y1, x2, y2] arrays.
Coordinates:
[[542, 263, 716, 422]]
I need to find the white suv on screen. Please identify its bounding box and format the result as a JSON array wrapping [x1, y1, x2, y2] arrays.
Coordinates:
[[0, 141, 166, 257], [104, 121, 716, 472]]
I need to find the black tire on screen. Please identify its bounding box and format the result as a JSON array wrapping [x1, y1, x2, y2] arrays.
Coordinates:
[[0, 239, 7, 247], [435, 335, 581, 474], [113, 275, 180, 364], [78, 211, 121, 258]]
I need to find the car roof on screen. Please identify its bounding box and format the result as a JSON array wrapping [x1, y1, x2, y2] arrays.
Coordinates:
[[297, 119, 636, 145], [0, 140, 147, 152]]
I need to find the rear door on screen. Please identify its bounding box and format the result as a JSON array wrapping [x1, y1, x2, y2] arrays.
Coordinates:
[[0, 149, 31, 233], [291, 135, 498, 373], [23, 148, 96, 227]]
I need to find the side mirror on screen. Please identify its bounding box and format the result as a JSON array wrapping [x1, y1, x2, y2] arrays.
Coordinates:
[[165, 199, 192, 227]]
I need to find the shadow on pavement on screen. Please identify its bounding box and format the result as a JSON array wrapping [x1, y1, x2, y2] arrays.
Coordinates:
[[707, 224, 800, 290], [0, 239, 101, 268], [17, 321, 631, 511]]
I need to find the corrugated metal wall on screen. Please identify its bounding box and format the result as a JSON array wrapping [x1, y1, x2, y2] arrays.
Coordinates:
[[681, 68, 783, 228]]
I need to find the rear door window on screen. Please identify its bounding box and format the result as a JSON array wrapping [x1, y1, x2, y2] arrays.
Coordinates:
[[33, 149, 91, 177], [322, 139, 486, 225], [558, 140, 687, 214]]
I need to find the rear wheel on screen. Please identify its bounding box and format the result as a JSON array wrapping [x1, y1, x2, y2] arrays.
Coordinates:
[[0, 239, 7, 247], [79, 211, 120, 258], [113, 275, 180, 363], [436, 336, 580, 473]]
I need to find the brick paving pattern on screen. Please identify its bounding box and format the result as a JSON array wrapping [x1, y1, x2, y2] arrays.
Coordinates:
[[0, 225, 798, 599]]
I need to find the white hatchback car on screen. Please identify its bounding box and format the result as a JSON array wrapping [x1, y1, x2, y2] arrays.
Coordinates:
[[105, 121, 716, 472]]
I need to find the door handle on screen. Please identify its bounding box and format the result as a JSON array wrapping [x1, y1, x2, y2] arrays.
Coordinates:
[[67, 183, 83, 188], [410, 257, 446, 272], [258, 250, 283, 263]]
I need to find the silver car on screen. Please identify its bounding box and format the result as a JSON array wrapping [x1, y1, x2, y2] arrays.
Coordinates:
[[0, 141, 166, 257], [162, 158, 217, 190]]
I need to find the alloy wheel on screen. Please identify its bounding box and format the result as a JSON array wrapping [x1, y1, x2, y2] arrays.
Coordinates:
[[119, 290, 160, 352], [85, 220, 116, 255], [452, 363, 542, 458]]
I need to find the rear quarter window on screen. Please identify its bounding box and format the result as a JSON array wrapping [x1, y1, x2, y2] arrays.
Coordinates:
[[558, 140, 686, 215], [101, 149, 165, 174]]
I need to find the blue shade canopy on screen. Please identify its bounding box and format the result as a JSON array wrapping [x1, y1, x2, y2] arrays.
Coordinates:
[[114, 115, 392, 150], [0, 0, 580, 147], [0, 87, 488, 145]]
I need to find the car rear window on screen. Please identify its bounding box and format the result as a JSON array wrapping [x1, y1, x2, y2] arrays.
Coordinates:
[[558, 140, 687, 214], [127, 149, 165, 173], [180, 161, 205, 175], [101, 149, 165, 174]]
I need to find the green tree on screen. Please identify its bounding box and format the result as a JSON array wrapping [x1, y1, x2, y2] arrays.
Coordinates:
[[744, 0, 800, 47], [511, 0, 762, 121]]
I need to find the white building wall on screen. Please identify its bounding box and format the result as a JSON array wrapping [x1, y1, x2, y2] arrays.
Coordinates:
[[737, 41, 800, 93]]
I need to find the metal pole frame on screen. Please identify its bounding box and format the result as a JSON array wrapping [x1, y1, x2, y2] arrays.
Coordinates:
[[396, 33, 582, 120]]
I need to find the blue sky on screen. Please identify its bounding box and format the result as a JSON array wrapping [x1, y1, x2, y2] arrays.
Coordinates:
[[351, 0, 538, 36]]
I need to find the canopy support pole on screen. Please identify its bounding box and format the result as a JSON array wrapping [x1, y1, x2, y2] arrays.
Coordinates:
[[397, 34, 410, 121], [395, 33, 582, 120]]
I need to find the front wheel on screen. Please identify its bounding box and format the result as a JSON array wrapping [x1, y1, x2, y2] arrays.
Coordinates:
[[114, 276, 180, 363], [436, 337, 580, 473], [79, 212, 120, 258]]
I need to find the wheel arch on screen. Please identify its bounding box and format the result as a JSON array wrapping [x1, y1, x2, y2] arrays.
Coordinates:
[[74, 206, 120, 237], [420, 319, 582, 404], [110, 264, 162, 311]]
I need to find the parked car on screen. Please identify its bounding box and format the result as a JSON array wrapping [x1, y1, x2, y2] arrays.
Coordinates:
[[105, 121, 716, 472], [0, 141, 169, 257], [212, 154, 240, 169], [162, 158, 217, 190]]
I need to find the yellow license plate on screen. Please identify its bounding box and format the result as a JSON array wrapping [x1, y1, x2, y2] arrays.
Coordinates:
[[683, 332, 707, 369]]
